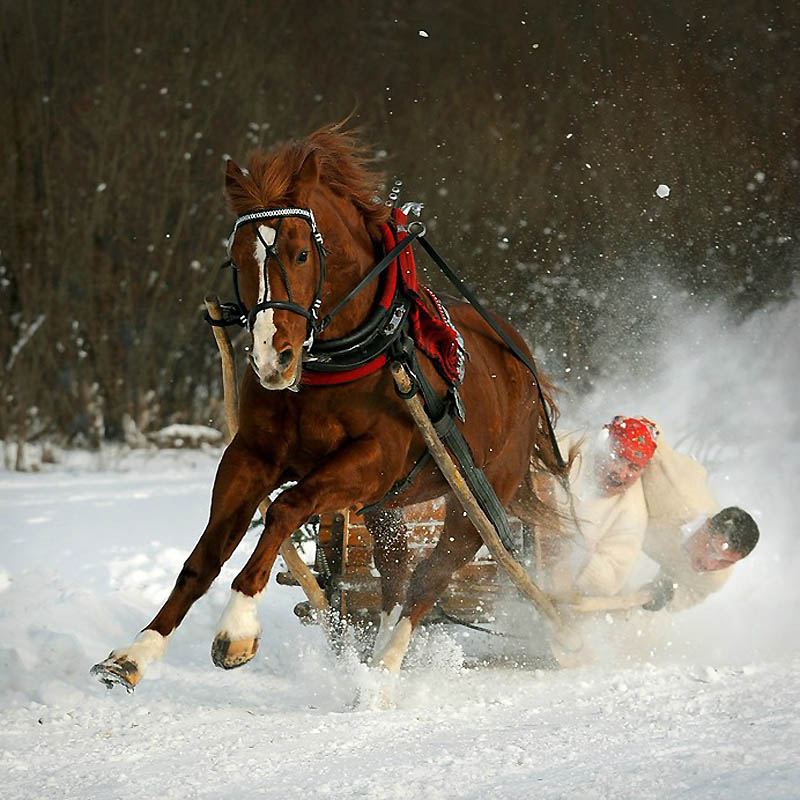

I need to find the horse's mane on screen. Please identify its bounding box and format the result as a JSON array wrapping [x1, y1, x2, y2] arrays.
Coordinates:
[[227, 122, 390, 234]]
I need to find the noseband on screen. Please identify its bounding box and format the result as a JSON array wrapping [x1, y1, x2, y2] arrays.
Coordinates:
[[225, 207, 328, 346]]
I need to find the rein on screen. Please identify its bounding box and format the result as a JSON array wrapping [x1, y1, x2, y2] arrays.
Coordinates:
[[413, 232, 565, 470], [316, 229, 421, 332]]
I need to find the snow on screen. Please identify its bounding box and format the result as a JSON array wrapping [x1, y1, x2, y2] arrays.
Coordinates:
[[656, 184, 670, 198], [148, 423, 224, 448], [1, 298, 799, 798]]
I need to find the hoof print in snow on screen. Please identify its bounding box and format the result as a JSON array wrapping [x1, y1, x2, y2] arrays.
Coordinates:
[[90, 656, 140, 692], [211, 635, 259, 669]]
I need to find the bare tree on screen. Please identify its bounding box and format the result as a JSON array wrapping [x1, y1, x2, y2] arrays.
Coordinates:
[[2, 0, 797, 457]]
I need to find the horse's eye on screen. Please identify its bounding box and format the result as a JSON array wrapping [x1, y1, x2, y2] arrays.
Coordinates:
[[296, 250, 309, 264]]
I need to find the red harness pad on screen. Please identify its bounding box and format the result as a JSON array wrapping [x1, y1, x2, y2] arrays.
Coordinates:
[[382, 209, 464, 386]]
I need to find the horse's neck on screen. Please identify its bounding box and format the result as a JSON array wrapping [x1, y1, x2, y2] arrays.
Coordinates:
[[318, 201, 382, 340]]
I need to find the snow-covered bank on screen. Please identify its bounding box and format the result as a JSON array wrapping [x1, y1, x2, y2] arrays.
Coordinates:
[[1, 296, 799, 799]]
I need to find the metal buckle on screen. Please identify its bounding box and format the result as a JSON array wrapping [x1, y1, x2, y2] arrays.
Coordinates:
[[401, 201, 424, 217], [383, 303, 407, 336], [385, 179, 404, 208]]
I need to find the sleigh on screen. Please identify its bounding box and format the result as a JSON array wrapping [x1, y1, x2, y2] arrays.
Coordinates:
[[281, 504, 650, 640], [284, 503, 533, 631]]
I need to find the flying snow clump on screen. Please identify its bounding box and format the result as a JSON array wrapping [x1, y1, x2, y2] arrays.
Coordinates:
[[656, 184, 671, 198]]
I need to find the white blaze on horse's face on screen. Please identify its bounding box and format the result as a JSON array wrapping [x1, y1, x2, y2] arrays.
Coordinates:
[[250, 224, 291, 389]]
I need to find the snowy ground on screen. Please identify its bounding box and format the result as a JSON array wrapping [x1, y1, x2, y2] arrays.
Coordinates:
[[1, 297, 799, 799]]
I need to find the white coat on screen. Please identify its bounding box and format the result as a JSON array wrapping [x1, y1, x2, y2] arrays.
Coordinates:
[[640, 439, 732, 611], [547, 431, 649, 597]]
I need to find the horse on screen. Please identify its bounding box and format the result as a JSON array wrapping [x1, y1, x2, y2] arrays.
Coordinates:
[[92, 123, 564, 691]]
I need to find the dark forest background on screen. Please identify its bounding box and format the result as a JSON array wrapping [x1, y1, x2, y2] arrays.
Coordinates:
[[2, 0, 798, 459]]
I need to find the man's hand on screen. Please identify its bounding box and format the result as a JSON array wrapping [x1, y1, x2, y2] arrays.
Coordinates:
[[641, 574, 675, 611]]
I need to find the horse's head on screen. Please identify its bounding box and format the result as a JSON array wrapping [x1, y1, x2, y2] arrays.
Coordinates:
[[223, 124, 391, 390], [224, 152, 325, 390]]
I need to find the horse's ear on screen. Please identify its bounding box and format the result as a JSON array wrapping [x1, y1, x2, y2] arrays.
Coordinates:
[[296, 150, 320, 199], [224, 159, 247, 196]]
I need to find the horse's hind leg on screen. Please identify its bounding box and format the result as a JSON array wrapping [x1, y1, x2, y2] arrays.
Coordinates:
[[373, 499, 482, 674], [365, 507, 411, 657], [91, 439, 276, 691]]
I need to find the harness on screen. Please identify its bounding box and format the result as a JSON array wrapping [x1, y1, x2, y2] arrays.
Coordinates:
[[206, 199, 566, 554], [206, 206, 425, 386]]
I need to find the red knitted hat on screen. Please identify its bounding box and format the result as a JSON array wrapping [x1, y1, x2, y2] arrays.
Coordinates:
[[605, 416, 658, 467]]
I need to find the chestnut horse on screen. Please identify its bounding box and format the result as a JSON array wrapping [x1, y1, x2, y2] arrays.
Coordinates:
[[92, 124, 563, 690]]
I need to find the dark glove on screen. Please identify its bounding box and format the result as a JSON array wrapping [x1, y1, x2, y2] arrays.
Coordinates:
[[641, 574, 675, 611]]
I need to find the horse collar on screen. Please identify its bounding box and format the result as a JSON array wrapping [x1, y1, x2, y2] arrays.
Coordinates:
[[301, 281, 410, 386]]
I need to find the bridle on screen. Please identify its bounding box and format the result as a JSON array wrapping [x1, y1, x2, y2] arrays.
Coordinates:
[[210, 205, 424, 355], [223, 207, 327, 348]]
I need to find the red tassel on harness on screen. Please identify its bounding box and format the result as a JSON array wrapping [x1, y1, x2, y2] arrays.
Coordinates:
[[383, 209, 463, 385]]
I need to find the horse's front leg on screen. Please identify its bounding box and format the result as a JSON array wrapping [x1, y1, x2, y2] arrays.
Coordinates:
[[211, 436, 394, 670], [92, 437, 279, 690]]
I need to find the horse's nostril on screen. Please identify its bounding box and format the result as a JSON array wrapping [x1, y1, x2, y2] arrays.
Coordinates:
[[277, 348, 294, 369]]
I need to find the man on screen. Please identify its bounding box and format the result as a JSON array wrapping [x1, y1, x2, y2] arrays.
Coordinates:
[[638, 435, 760, 611], [535, 417, 759, 611], [542, 415, 659, 599], [516, 414, 659, 666]]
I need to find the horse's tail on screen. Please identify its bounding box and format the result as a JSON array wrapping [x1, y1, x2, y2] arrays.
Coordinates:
[[509, 375, 578, 555], [530, 367, 573, 481]]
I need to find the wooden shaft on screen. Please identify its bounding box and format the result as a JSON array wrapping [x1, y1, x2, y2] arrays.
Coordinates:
[[554, 590, 654, 613], [205, 296, 330, 616], [261, 492, 330, 630], [204, 295, 240, 442], [272, 500, 328, 611], [390, 362, 564, 629], [277, 537, 329, 612]]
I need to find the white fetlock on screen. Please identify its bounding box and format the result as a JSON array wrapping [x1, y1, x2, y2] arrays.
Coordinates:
[[211, 590, 263, 669], [92, 629, 170, 691], [374, 616, 412, 674], [372, 604, 403, 662]]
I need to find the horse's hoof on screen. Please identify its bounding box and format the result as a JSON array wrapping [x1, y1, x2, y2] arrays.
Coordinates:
[[211, 635, 259, 669], [90, 655, 140, 692], [352, 677, 397, 711]]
